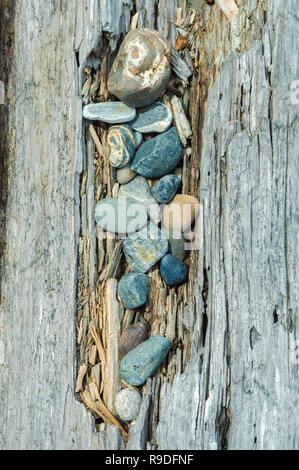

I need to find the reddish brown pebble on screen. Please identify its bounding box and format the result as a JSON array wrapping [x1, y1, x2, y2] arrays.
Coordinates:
[[119, 322, 149, 356]]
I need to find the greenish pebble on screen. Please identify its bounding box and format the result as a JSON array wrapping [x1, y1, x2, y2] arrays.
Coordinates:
[[119, 335, 171, 386]]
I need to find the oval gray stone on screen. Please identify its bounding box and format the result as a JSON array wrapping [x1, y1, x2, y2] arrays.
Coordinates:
[[131, 102, 173, 133], [83, 102, 136, 123], [119, 335, 171, 386], [107, 125, 135, 168], [117, 165, 137, 184], [115, 389, 142, 422], [94, 197, 147, 235], [123, 222, 168, 273]]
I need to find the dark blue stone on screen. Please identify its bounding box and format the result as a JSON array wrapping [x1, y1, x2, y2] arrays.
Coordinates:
[[150, 174, 181, 203], [119, 335, 171, 386], [117, 273, 150, 309], [160, 254, 188, 286], [130, 127, 182, 178]]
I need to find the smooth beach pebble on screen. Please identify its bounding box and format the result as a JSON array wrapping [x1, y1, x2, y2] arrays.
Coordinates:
[[94, 197, 147, 235], [117, 273, 150, 309], [119, 322, 149, 356], [166, 228, 186, 261], [131, 102, 172, 134], [115, 389, 142, 422], [160, 254, 188, 286], [117, 165, 137, 184], [131, 127, 182, 178], [133, 131, 143, 148], [150, 174, 181, 203], [82, 101, 136, 123], [119, 335, 171, 386], [107, 125, 135, 168], [162, 194, 200, 234], [118, 175, 161, 225], [123, 222, 168, 273], [108, 29, 171, 108]]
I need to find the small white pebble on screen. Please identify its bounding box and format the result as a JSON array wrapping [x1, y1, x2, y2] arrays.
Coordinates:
[[115, 388, 142, 422]]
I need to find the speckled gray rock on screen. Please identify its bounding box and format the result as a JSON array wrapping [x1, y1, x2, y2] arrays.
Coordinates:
[[117, 165, 137, 184], [131, 127, 183, 178], [131, 103, 173, 133], [123, 222, 168, 273], [94, 197, 147, 234], [117, 273, 150, 309], [107, 125, 135, 168], [120, 335, 171, 386], [108, 29, 171, 108], [115, 389, 142, 422], [83, 101, 136, 123], [150, 174, 181, 203], [118, 175, 161, 225]]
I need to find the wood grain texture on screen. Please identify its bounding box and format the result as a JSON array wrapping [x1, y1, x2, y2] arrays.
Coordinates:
[[0, 0, 298, 450]]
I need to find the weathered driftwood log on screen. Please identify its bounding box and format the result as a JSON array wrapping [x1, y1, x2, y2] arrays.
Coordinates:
[[0, 0, 298, 450]]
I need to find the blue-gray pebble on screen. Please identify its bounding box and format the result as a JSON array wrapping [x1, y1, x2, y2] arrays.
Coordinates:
[[117, 273, 150, 309], [131, 127, 182, 178], [150, 174, 181, 203], [120, 335, 171, 386], [83, 102, 136, 123], [131, 103, 172, 134], [123, 222, 168, 273], [160, 254, 188, 286], [94, 197, 147, 234], [107, 125, 135, 168]]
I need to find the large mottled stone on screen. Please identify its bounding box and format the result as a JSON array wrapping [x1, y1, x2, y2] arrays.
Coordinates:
[[115, 389, 142, 422], [119, 335, 171, 386], [117, 273, 150, 309], [160, 254, 188, 286], [118, 176, 161, 225], [131, 127, 182, 178], [108, 29, 171, 108], [94, 197, 147, 235], [107, 125, 135, 168], [131, 103, 173, 133], [150, 174, 181, 203], [82, 101, 136, 123], [119, 322, 150, 357], [123, 223, 168, 273]]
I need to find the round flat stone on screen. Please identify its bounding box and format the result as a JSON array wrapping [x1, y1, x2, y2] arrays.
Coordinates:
[[115, 389, 142, 422], [165, 228, 186, 261], [162, 194, 200, 235], [123, 222, 168, 273], [117, 165, 137, 184], [131, 127, 182, 178], [118, 273, 150, 309], [107, 125, 135, 168], [118, 175, 161, 225], [120, 335, 171, 386], [160, 254, 188, 286], [150, 174, 181, 203], [94, 197, 147, 235], [119, 322, 149, 356], [108, 29, 171, 108], [131, 103, 173, 133], [83, 102, 136, 123]]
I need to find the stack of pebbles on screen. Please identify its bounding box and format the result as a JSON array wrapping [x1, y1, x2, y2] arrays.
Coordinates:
[[83, 29, 200, 423]]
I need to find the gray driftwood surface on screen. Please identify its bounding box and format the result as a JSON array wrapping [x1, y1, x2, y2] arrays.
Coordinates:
[[0, 0, 298, 450]]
